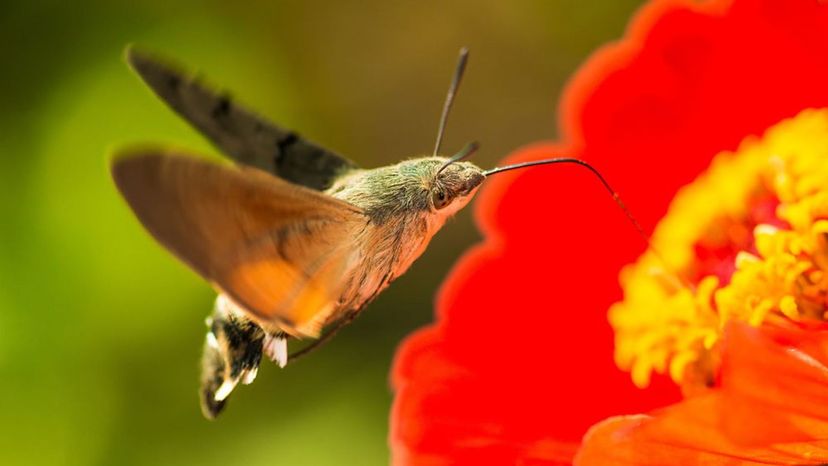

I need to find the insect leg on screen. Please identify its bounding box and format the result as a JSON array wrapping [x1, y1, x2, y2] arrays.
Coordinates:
[[287, 271, 393, 364], [286, 311, 358, 364]]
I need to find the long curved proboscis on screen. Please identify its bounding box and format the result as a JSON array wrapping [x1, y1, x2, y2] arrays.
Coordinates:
[[484, 157, 688, 288]]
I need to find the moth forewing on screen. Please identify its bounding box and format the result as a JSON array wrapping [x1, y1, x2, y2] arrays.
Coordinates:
[[124, 46, 358, 190]]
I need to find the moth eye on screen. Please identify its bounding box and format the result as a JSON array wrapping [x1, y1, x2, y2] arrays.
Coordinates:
[[432, 188, 451, 210]]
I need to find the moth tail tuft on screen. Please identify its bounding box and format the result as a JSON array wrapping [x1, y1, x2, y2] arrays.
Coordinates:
[[198, 295, 266, 419]]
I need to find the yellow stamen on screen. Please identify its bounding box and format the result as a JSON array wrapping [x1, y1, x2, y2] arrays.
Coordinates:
[[611, 109, 828, 391]]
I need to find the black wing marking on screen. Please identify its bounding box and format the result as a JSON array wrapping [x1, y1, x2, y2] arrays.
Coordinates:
[[125, 45, 358, 191]]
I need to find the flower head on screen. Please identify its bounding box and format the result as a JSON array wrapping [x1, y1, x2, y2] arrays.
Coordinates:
[[612, 109, 828, 391], [390, 0, 828, 464]]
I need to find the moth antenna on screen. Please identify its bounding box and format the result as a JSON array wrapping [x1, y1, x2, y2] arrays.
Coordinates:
[[432, 47, 469, 157], [484, 158, 692, 290], [436, 141, 479, 176]]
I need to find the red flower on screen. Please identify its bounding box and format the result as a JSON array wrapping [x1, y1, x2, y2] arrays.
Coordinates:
[[390, 0, 828, 464]]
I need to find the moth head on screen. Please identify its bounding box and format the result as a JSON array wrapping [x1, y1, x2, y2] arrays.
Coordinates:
[[426, 156, 485, 215]]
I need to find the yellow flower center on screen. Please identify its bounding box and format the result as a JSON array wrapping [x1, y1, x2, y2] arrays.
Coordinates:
[[610, 109, 828, 391]]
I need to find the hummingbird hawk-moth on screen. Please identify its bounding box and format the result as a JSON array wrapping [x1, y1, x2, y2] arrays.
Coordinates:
[[112, 46, 635, 419]]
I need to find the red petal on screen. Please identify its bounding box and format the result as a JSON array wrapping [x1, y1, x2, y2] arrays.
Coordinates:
[[574, 324, 828, 465], [392, 0, 828, 464], [566, 0, 828, 229], [716, 323, 828, 445]]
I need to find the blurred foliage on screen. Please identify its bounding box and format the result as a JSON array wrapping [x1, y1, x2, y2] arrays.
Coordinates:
[[0, 1, 643, 465]]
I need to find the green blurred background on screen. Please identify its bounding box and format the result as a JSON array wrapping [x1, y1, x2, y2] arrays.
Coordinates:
[[0, 1, 644, 465]]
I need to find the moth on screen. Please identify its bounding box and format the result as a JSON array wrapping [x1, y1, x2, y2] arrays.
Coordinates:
[[113, 46, 634, 419]]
